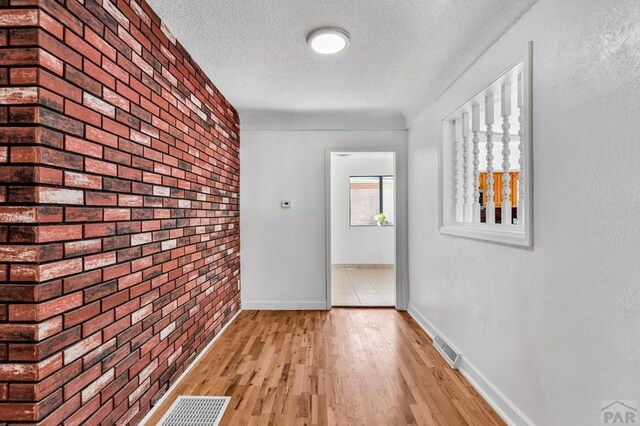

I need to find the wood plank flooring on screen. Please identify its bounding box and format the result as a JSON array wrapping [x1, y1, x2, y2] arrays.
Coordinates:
[[146, 309, 504, 425]]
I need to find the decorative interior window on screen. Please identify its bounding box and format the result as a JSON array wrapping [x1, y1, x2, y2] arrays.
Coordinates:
[[440, 43, 532, 246], [349, 176, 394, 226]]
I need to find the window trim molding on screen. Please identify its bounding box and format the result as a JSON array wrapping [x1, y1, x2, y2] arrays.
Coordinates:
[[438, 42, 533, 247]]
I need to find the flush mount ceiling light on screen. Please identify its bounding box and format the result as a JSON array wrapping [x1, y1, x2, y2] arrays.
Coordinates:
[[307, 28, 350, 55]]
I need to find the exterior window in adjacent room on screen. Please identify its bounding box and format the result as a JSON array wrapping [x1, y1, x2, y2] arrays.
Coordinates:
[[440, 43, 533, 246], [349, 176, 394, 226]]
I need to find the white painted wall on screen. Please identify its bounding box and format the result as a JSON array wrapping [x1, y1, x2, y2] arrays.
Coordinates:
[[330, 153, 395, 265], [407, 0, 640, 425], [241, 130, 407, 310]]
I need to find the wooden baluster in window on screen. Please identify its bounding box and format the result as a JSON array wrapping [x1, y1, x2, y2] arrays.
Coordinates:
[[485, 94, 495, 224], [501, 80, 512, 225], [517, 72, 524, 225], [461, 112, 470, 222], [452, 119, 462, 222], [471, 105, 481, 223]]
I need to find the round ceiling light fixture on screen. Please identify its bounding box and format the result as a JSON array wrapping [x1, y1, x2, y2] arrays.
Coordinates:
[[307, 27, 350, 55]]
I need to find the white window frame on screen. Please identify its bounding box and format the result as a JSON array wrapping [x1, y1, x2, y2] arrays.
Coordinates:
[[439, 42, 533, 247]]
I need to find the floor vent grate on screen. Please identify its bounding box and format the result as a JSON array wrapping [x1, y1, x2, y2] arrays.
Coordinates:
[[158, 396, 231, 426]]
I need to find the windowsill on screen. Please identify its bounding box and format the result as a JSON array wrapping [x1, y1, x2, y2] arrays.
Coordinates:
[[440, 223, 530, 247], [350, 225, 395, 228]]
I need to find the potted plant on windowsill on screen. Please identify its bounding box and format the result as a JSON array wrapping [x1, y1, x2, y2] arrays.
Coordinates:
[[374, 212, 388, 227]]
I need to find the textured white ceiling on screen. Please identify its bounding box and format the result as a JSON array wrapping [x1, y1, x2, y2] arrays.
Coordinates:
[[147, 0, 537, 129]]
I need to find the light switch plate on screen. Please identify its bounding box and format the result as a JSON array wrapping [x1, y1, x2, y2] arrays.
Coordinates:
[[281, 201, 291, 209]]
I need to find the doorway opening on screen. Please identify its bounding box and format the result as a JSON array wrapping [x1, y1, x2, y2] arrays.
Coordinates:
[[328, 152, 396, 307]]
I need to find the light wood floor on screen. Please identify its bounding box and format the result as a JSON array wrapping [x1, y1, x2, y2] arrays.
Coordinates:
[[146, 309, 504, 425]]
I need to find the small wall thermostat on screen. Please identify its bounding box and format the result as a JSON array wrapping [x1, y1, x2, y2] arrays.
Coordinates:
[[281, 201, 291, 209]]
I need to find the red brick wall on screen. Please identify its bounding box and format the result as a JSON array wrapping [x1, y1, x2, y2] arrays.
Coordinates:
[[0, 0, 240, 423]]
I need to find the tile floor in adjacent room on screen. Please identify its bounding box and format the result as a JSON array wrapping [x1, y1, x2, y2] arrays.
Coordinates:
[[332, 265, 395, 306]]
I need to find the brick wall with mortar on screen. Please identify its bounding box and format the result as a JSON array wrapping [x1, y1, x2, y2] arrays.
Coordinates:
[[0, 0, 240, 423]]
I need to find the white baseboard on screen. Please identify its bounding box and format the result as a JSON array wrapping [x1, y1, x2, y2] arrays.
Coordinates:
[[138, 309, 242, 426], [242, 301, 327, 310], [407, 305, 535, 426], [333, 264, 394, 269], [407, 305, 437, 339]]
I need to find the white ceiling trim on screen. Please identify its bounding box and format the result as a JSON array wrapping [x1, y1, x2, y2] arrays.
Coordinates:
[[239, 109, 406, 130]]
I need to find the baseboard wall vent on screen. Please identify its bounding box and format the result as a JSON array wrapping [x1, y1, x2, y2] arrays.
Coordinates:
[[433, 334, 461, 369]]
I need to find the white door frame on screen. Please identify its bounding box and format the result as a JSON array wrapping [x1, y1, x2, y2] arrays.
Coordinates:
[[325, 148, 408, 311]]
